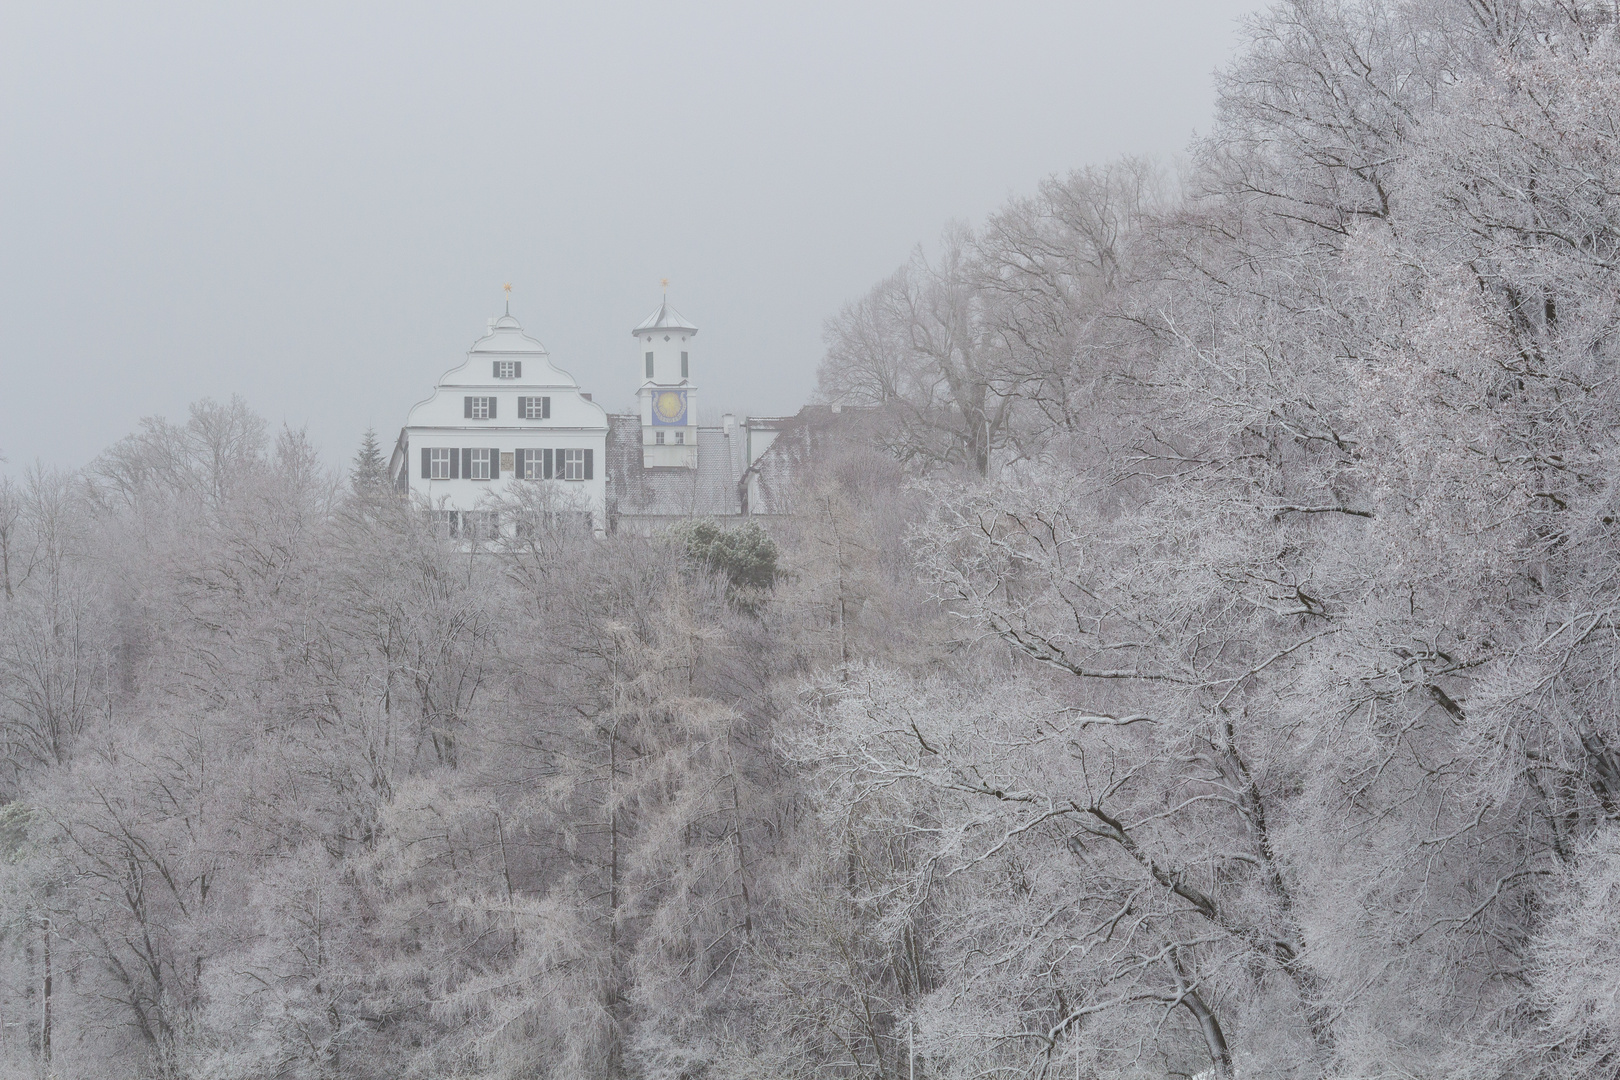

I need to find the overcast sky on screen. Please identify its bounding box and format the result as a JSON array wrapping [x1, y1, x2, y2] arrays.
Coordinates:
[[1, 0, 1263, 473]]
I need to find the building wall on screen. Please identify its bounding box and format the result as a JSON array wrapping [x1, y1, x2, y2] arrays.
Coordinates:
[[388, 307, 837, 536], [635, 319, 699, 468], [401, 315, 609, 526], [406, 433, 606, 516], [632, 323, 696, 386]]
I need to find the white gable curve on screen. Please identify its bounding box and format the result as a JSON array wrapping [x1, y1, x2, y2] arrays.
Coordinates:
[[406, 311, 608, 429]]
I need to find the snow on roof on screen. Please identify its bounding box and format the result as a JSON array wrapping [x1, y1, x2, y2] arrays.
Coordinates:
[[631, 300, 699, 336], [606, 416, 742, 522], [743, 405, 881, 516], [471, 312, 549, 354]]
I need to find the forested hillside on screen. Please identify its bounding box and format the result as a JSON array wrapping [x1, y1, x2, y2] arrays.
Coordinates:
[[8, 1, 1620, 1077]]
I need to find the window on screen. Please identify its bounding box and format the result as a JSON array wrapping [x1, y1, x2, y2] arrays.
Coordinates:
[[429, 447, 452, 479], [520, 396, 549, 420], [517, 448, 561, 479], [681, 351, 688, 378], [645, 351, 654, 378], [675, 430, 685, 444], [561, 448, 584, 480], [515, 508, 594, 538], [465, 396, 495, 419], [494, 360, 521, 379], [655, 431, 665, 445], [439, 510, 498, 539], [469, 448, 491, 480]]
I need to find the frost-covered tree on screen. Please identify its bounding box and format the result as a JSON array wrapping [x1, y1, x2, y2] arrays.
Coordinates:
[[12, 3, 1620, 1079], [349, 426, 390, 496]]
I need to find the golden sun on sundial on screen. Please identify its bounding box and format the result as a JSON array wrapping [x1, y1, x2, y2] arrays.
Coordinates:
[[654, 390, 685, 422]]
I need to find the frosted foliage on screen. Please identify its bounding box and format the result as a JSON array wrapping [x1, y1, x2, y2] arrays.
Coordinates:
[[12, 3, 1620, 1079], [1536, 829, 1620, 1072], [801, 5, 1620, 1079]]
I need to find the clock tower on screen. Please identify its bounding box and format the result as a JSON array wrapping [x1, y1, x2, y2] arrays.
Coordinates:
[[633, 293, 699, 469]]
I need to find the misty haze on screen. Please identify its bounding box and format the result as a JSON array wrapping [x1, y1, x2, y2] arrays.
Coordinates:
[[4, 1, 1620, 1078]]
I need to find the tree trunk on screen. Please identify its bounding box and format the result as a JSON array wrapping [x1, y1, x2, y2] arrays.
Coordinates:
[[41, 916, 51, 1068]]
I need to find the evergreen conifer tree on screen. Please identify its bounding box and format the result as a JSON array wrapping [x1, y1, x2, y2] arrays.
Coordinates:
[[349, 428, 388, 495]]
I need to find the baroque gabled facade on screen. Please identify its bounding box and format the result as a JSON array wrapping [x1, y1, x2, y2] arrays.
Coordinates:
[[389, 296, 811, 536], [391, 309, 609, 534]]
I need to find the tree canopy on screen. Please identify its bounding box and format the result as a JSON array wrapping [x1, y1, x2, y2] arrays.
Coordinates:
[[6, 3, 1620, 1078]]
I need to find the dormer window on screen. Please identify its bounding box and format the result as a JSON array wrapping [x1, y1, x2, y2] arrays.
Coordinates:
[[465, 396, 495, 419], [494, 360, 521, 378], [519, 396, 550, 420]]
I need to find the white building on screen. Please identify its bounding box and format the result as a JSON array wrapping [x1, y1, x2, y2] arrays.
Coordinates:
[[390, 293, 823, 536], [633, 299, 700, 470], [393, 309, 609, 535]]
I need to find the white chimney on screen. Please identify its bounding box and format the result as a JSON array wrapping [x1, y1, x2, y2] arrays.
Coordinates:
[[722, 413, 736, 436]]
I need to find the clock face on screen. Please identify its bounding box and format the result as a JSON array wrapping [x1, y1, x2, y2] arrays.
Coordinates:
[[652, 390, 687, 425]]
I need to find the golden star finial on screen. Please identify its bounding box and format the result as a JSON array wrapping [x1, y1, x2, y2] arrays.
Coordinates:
[[503, 282, 512, 296], [660, 277, 670, 290]]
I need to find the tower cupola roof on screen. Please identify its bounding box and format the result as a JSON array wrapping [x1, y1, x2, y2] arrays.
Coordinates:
[[633, 300, 698, 336], [473, 312, 548, 354]]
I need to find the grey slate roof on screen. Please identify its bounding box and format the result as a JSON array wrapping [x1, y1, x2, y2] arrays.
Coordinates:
[[743, 405, 881, 516], [606, 415, 744, 526]]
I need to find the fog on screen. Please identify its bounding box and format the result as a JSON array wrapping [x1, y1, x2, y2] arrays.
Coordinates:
[[12, 4, 1620, 1077], [0, 0, 1258, 471]]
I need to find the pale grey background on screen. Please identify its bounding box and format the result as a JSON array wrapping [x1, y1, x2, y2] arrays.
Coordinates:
[[0, 0, 1261, 472]]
